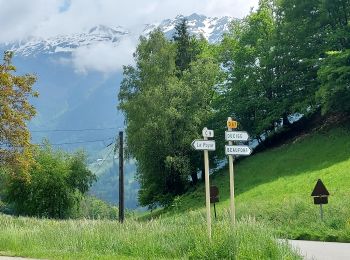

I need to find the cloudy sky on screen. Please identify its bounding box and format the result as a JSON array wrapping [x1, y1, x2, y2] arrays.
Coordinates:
[[0, 0, 258, 73]]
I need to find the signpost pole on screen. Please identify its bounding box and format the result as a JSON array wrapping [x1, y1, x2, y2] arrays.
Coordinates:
[[227, 118, 236, 224], [320, 204, 323, 220], [203, 134, 212, 239]]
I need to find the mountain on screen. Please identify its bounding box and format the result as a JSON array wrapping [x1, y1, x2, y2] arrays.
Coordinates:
[[0, 13, 234, 209], [7, 25, 128, 57], [143, 13, 234, 43]]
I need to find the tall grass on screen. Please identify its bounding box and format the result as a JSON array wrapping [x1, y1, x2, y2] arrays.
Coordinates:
[[0, 211, 300, 259]]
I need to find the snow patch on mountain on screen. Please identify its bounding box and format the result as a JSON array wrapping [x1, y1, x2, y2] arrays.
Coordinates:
[[143, 13, 235, 43], [6, 13, 234, 58], [7, 25, 128, 57]]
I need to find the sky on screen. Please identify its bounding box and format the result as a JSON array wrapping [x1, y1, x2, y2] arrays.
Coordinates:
[[0, 0, 259, 73]]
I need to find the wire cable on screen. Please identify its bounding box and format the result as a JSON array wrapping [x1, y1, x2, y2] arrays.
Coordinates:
[[34, 137, 114, 146], [31, 127, 118, 133]]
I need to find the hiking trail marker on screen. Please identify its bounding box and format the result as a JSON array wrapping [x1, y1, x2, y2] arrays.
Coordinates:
[[311, 179, 330, 220], [225, 117, 251, 224], [192, 127, 215, 239], [210, 186, 219, 220]]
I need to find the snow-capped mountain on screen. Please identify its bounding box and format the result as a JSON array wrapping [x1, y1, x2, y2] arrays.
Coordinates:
[[144, 13, 235, 43], [7, 25, 128, 57], [7, 13, 234, 57]]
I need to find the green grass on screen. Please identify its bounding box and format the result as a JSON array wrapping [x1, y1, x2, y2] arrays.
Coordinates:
[[0, 212, 300, 259], [149, 126, 350, 242]]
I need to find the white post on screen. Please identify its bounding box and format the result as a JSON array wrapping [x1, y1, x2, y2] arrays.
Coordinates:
[[227, 117, 236, 224], [203, 134, 212, 239]]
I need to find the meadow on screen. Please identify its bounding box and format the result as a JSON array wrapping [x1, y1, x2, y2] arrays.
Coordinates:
[[0, 211, 300, 259]]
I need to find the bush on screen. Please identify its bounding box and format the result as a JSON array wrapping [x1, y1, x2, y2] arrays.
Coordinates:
[[2, 144, 96, 218]]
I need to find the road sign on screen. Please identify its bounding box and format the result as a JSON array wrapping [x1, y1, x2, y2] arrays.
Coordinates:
[[311, 179, 329, 220], [314, 196, 328, 205], [225, 145, 252, 155], [210, 186, 219, 203], [311, 179, 330, 197], [202, 127, 214, 138], [225, 131, 249, 141], [227, 119, 238, 129], [191, 140, 216, 151]]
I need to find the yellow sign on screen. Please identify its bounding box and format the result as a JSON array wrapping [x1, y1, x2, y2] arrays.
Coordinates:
[[227, 120, 238, 129]]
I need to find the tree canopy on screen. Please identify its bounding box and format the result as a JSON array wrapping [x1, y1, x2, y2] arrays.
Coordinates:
[[119, 25, 221, 207], [0, 51, 38, 174]]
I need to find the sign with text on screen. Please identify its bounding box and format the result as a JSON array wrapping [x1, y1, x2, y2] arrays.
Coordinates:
[[202, 128, 214, 138], [225, 145, 252, 155], [227, 120, 238, 129], [225, 131, 249, 141], [191, 140, 216, 151]]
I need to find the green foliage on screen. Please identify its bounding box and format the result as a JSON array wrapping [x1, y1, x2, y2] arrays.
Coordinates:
[[0, 51, 38, 174], [218, 1, 277, 137], [119, 28, 221, 207], [0, 212, 300, 259], [72, 196, 119, 220], [173, 18, 202, 73], [317, 50, 350, 114], [2, 144, 96, 218]]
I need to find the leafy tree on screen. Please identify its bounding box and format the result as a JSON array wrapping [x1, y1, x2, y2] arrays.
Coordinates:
[[119, 29, 220, 207], [0, 51, 38, 174], [2, 144, 96, 218], [173, 19, 201, 74], [218, 1, 276, 139], [317, 49, 350, 113]]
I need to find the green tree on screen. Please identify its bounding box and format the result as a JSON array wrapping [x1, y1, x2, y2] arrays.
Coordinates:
[[218, 1, 276, 139], [119, 29, 220, 207], [0, 51, 38, 174], [317, 49, 350, 113], [2, 144, 96, 218], [173, 19, 201, 74]]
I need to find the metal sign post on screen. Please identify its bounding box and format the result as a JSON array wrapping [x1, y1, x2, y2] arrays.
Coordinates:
[[192, 127, 215, 239]]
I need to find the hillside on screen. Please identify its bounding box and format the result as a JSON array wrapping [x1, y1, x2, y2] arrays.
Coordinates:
[[146, 123, 350, 242]]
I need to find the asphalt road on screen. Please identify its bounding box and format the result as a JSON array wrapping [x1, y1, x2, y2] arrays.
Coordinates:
[[287, 239, 350, 260]]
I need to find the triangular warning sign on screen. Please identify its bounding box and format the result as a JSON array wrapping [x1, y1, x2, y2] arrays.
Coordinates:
[[311, 179, 329, 196]]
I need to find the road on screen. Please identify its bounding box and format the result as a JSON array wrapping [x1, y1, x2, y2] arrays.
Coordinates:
[[287, 239, 350, 260]]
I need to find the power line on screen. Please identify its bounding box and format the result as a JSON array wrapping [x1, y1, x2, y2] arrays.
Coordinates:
[[31, 127, 118, 133], [34, 137, 114, 146], [92, 145, 115, 175]]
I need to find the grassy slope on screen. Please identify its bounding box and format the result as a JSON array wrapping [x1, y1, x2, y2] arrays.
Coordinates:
[[150, 126, 350, 242]]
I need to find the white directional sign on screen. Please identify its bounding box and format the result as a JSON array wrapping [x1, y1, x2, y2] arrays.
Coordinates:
[[225, 145, 252, 155], [191, 140, 216, 151], [202, 127, 214, 138], [225, 131, 249, 141]]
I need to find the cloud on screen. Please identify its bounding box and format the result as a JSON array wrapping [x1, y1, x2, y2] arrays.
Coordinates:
[[71, 36, 136, 74], [1, 0, 258, 41], [0, 0, 259, 73], [0, 0, 62, 42]]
